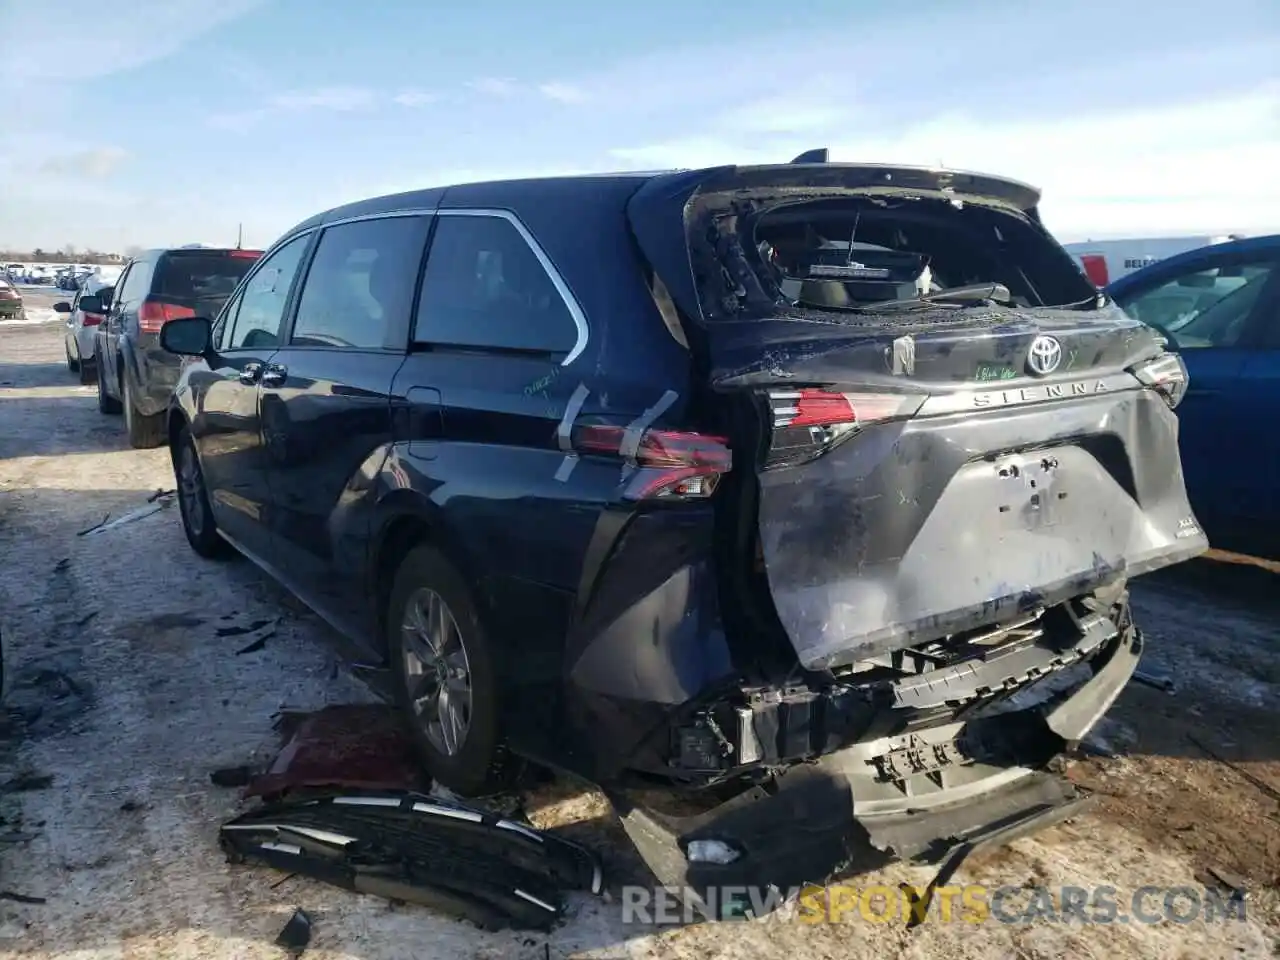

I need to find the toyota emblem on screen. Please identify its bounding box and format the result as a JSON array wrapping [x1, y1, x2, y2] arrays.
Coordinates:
[[1027, 335, 1063, 376]]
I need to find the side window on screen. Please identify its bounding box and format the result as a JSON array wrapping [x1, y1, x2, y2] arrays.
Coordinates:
[[213, 290, 242, 350], [110, 266, 132, 307], [1115, 259, 1279, 349], [415, 214, 579, 354], [226, 235, 310, 350], [117, 262, 148, 302], [290, 216, 430, 350]]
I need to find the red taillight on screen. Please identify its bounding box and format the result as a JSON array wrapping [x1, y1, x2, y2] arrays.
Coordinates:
[[139, 300, 196, 334], [83, 313, 103, 326], [767, 388, 926, 467], [1080, 254, 1110, 288], [787, 388, 858, 427], [571, 424, 731, 500], [771, 389, 925, 429], [229, 249, 263, 259]]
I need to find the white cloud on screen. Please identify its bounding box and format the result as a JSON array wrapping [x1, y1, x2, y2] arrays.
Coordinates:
[[0, 0, 265, 90], [38, 147, 130, 179], [206, 108, 271, 132], [393, 89, 439, 108], [538, 82, 589, 104], [270, 86, 377, 112], [466, 77, 518, 97], [609, 85, 1280, 238], [207, 86, 378, 131], [715, 98, 854, 135]]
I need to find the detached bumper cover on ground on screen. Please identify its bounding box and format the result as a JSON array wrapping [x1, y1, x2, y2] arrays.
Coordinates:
[[221, 791, 603, 931]]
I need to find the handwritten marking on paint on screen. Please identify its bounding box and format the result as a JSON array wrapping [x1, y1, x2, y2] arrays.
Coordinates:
[[523, 366, 562, 397]]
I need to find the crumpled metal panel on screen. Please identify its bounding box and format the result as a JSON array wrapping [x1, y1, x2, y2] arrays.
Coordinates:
[[755, 387, 1207, 670]]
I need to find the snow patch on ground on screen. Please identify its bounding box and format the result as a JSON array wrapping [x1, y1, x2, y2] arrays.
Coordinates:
[[1, 308, 60, 326]]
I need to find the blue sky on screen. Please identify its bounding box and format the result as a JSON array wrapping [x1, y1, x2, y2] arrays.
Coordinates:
[[1, 0, 1277, 251]]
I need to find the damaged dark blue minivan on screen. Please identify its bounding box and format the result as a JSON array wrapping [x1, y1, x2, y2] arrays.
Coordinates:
[[158, 154, 1207, 901]]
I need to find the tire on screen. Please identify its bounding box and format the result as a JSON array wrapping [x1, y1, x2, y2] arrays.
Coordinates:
[[78, 353, 96, 385], [96, 352, 121, 414], [66, 342, 79, 373], [173, 425, 232, 559], [122, 370, 166, 449], [388, 545, 510, 796]]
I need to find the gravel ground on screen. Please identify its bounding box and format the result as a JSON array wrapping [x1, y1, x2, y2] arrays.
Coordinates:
[[1, 319, 1277, 959]]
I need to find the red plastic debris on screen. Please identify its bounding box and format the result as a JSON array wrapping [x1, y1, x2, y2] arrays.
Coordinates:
[[245, 704, 426, 801]]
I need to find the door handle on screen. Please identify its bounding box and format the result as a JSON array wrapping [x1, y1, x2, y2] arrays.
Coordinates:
[[260, 363, 288, 387], [239, 362, 263, 385]]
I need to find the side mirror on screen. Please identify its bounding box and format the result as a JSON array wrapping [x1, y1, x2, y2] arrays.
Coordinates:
[[53, 301, 72, 313], [160, 316, 213, 357], [76, 295, 103, 314]]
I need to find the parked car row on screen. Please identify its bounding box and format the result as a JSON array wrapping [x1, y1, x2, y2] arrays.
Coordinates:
[[53, 247, 262, 436], [0, 278, 24, 321], [6, 264, 53, 285]]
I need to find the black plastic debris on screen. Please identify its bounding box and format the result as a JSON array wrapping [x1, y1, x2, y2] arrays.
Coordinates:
[[81, 494, 176, 538], [275, 907, 312, 954], [217, 618, 276, 638], [210, 765, 256, 788], [220, 791, 603, 931], [1, 772, 53, 793], [0, 891, 46, 904], [224, 617, 280, 655], [76, 513, 110, 536]]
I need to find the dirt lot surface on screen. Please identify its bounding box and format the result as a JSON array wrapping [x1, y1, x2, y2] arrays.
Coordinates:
[[1, 319, 1277, 959]]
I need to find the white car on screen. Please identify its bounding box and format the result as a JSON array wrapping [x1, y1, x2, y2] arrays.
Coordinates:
[[56, 275, 114, 383]]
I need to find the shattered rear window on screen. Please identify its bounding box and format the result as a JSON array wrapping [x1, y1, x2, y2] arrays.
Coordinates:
[[688, 193, 1098, 321]]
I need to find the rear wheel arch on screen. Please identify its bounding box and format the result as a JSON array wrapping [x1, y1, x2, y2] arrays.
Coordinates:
[[167, 409, 189, 458], [370, 496, 487, 660]]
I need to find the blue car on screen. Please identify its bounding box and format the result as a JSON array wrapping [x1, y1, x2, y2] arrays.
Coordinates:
[[1106, 234, 1280, 559]]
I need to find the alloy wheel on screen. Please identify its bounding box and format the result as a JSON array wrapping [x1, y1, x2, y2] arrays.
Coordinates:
[[401, 587, 472, 757], [178, 442, 206, 538]]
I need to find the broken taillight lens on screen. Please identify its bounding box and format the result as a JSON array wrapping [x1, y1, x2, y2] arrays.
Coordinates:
[[766, 388, 926, 467], [1130, 353, 1188, 409], [572, 424, 732, 501], [773, 388, 925, 429]]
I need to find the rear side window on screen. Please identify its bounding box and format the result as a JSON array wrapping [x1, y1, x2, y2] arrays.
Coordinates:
[[290, 216, 430, 350], [414, 213, 578, 354], [153, 253, 257, 301]]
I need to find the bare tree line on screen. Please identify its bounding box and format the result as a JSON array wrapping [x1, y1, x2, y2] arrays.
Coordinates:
[[0, 245, 134, 264]]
